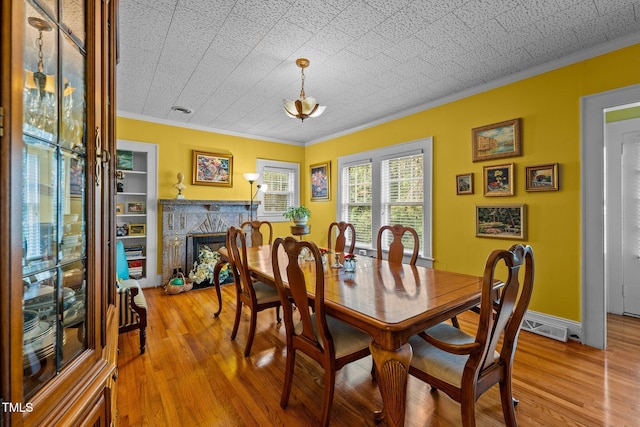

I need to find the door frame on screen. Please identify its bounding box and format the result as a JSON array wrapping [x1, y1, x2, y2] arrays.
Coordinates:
[[581, 84, 640, 349]]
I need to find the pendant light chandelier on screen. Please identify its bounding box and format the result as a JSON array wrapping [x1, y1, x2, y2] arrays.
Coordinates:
[[283, 58, 325, 122], [25, 17, 55, 97]]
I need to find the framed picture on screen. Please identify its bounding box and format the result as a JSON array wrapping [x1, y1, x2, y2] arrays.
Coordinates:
[[456, 173, 474, 195], [483, 163, 514, 197], [310, 161, 330, 201], [126, 201, 146, 214], [116, 150, 133, 170], [525, 163, 559, 191], [192, 150, 233, 187], [128, 223, 146, 236], [115, 204, 124, 215], [476, 204, 526, 240], [472, 118, 521, 162]]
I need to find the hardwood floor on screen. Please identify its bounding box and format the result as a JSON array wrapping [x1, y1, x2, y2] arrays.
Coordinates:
[[116, 285, 640, 426]]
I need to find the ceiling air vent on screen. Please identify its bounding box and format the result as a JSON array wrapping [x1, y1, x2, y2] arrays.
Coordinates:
[[171, 106, 193, 114]]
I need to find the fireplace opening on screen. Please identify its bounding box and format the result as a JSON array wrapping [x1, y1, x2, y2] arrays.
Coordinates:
[[181, 232, 234, 289]]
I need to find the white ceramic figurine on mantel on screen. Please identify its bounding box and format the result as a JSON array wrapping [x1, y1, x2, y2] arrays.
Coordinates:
[[174, 172, 186, 199]]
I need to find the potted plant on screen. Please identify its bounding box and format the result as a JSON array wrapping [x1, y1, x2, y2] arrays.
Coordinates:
[[283, 205, 311, 225]]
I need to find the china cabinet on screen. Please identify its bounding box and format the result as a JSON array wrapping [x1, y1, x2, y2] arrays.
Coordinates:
[[1, 0, 118, 425]]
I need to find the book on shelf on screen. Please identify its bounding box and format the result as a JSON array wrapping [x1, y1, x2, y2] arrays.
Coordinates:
[[124, 244, 144, 258], [127, 259, 143, 268]]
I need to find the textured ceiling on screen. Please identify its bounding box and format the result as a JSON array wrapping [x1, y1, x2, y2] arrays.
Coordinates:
[[116, 0, 640, 145]]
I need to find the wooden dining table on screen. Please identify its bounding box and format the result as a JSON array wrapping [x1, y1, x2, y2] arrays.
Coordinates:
[[218, 245, 494, 427]]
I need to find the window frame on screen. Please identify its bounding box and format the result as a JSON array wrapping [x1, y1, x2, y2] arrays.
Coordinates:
[[336, 138, 433, 261], [256, 159, 300, 222]]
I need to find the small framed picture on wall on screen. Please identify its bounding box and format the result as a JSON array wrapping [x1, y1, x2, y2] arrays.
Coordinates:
[[456, 173, 474, 195], [525, 163, 559, 191]]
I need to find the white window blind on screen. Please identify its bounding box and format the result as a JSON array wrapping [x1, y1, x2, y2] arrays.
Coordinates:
[[263, 168, 294, 213], [337, 138, 433, 261], [341, 162, 372, 245], [381, 153, 423, 252], [23, 151, 42, 260], [256, 159, 299, 221]]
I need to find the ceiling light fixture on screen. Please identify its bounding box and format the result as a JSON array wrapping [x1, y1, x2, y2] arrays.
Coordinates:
[[25, 17, 55, 96], [283, 58, 325, 122]]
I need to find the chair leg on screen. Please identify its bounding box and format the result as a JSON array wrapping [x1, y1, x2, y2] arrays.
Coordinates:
[[320, 366, 336, 427], [370, 361, 376, 381], [275, 306, 281, 323], [280, 348, 296, 408], [244, 309, 258, 357], [451, 316, 460, 329], [139, 327, 146, 354], [230, 298, 242, 340], [460, 394, 477, 427], [500, 378, 518, 426]]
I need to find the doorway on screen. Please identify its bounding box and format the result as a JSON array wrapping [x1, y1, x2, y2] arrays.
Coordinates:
[[606, 117, 640, 318], [582, 84, 640, 349]]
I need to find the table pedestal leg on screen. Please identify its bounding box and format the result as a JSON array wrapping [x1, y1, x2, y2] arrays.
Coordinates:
[[370, 342, 412, 427]]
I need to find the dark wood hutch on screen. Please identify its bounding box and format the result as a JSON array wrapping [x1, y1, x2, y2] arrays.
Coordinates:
[[1, 0, 119, 425]]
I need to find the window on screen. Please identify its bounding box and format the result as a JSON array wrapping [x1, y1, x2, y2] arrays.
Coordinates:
[[256, 159, 300, 222], [337, 138, 433, 260]]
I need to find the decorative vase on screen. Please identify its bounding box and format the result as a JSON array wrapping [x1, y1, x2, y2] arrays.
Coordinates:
[[293, 216, 308, 226], [344, 259, 356, 272]]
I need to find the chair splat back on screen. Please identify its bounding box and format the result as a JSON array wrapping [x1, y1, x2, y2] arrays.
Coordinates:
[[240, 220, 273, 247], [377, 224, 420, 265], [228, 227, 256, 299], [274, 237, 330, 351], [327, 222, 356, 254]]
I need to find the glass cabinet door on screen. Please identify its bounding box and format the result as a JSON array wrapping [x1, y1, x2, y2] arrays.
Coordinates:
[[22, 0, 87, 400]]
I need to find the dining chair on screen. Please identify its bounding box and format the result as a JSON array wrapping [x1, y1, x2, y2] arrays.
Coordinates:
[[376, 224, 420, 265], [240, 220, 273, 247], [327, 221, 356, 254], [407, 244, 534, 427], [115, 240, 148, 354], [228, 226, 282, 357], [376, 224, 462, 329], [272, 236, 372, 427]]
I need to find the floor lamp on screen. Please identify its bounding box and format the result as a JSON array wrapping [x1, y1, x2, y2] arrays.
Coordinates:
[[243, 173, 267, 222]]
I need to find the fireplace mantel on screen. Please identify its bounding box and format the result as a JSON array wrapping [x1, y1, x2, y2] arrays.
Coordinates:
[[159, 199, 252, 211], [159, 199, 256, 283]]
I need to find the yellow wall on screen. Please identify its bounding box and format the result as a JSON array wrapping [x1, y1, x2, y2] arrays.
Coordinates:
[[303, 43, 640, 322], [117, 43, 640, 323], [115, 118, 305, 271]]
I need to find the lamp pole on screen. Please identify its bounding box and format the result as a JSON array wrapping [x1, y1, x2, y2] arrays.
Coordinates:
[[243, 173, 260, 222]]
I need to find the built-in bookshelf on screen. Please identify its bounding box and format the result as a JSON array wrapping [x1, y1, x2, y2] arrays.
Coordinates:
[[116, 140, 159, 287]]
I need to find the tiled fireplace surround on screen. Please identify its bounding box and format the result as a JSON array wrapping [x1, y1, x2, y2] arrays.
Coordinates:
[[159, 199, 254, 283]]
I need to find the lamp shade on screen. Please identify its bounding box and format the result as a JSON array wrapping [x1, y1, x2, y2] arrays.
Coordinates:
[[243, 173, 259, 182]]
